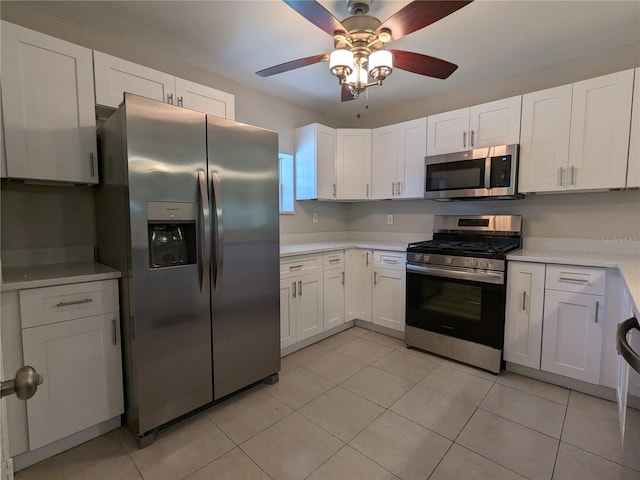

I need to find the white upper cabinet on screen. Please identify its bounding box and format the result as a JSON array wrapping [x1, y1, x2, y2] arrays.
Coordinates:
[[519, 69, 634, 193], [568, 69, 633, 190], [295, 123, 336, 200], [336, 128, 372, 199], [427, 96, 521, 156], [2, 21, 98, 184], [519, 84, 573, 193], [372, 118, 426, 199], [93, 51, 175, 107], [626, 68, 639, 188], [93, 51, 234, 119]]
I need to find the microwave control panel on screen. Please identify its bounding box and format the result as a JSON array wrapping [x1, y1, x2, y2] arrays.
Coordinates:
[[490, 155, 512, 188]]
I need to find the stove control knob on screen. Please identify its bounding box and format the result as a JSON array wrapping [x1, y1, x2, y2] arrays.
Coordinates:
[[479, 259, 489, 268], [445, 256, 453, 265], [424, 255, 430, 262], [468, 258, 478, 268], [414, 254, 422, 262]]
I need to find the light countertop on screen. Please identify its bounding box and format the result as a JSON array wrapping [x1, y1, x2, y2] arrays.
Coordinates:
[[507, 249, 640, 316], [280, 240, 408, 257], [1, 262, 121, 292]]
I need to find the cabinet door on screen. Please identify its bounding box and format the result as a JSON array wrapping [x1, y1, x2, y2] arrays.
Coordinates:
[[295, 124, 336, 200], [519, 85, 572, 193], [627, 68, 640, 188], [504, 262, 546, 369], [568, 69, 634, 190], [296, 272, 324, 341], [372, 268, 405, 332], [315, 124, 338, 200], [175, 77, 235, 120], [345, 249, 373, 322], [2, 21, 98, 184], [93, 51, 175, 108], [280, 279, 297, 349], [469, 96, 522, 149], [22, 314, 124, 450], [426, 108, 469, 156], [397, 117, 427, 199], [371, 125, 398, 199], [541, 290, 604, 384], [323, 269, 345, 330], [336, 129, 372, 199]]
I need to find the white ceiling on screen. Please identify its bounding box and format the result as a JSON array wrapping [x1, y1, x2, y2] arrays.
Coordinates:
[[2, 1, 639, 121]]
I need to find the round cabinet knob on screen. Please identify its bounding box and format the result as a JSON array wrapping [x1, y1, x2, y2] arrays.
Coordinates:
[[480, 259, 489, 268], [14, 366, 44, 400]]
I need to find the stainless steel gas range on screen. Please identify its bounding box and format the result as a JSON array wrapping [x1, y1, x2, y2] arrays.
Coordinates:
[[405, 215, 522, 373]]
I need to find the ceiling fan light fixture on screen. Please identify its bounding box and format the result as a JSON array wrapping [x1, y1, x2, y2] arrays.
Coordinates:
[[368, 50, 393, 81], [329, 49, 354, 80]]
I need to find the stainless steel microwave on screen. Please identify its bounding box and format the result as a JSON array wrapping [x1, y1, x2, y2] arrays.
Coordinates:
[[424, 144, 521, 200]]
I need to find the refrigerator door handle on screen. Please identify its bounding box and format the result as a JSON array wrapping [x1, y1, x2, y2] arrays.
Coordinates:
[[198, 171, 211, 294], [211, 170, 224, 291]]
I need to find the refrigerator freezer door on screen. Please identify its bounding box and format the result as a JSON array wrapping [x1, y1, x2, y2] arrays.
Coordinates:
[[125, 95, 213, 433], [207, 116, 280, 400]]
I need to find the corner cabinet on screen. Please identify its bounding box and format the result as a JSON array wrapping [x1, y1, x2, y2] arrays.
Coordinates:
[[93, 51, 235, 119], [519, 69, 634, 193], [336, 129, 372, 199], [1, 21, 98, 184], [626, 68, 640, 188], [426, 96, 521, 156], [372, 118, 426, 199], [295, 123, 337, 200], [345, 249, 373, 322]]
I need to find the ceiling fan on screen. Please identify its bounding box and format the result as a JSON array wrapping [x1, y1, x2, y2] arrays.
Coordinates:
[[256, 0, 473, 101]]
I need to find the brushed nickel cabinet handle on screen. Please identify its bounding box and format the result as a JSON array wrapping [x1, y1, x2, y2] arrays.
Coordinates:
[[570, 165, 576, 186], [463, 131, 467, 148], [289, 264, 303, 270], [56, 298, 92, 308], [298, 280, 302, 296], [111, 319, 117, 345], [470, 129, 475, 147], [374, 271, 378, 285], [178, 96, 183, 107], [559, 277, 588, 284], [366, 252, 370, 266], [167, 93, 174, 104], [341, 271, 345, 285], [559, 167, 565, 186], [522, 291, 527, 311], [89, 153, 95, 177], [332, 184, 336, 196], [595, 301, 600, 323], [392, 182, 396, 195], [292, 281, 296, 298]]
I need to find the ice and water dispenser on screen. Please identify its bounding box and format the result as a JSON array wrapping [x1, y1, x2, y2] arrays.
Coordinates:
[[147, 202, 197, 268]]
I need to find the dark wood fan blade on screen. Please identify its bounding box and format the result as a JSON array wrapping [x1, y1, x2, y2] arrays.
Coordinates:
[[284, 0, 347, 36], [256, 53, 328, 77], [378, 1, 473, 41], [390, 50, 458, 79], [341, 84, 356, 102]]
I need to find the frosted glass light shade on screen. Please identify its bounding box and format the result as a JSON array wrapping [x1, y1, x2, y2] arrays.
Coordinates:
[[329, 49, 354, 75], [368, 50, 393, 73]]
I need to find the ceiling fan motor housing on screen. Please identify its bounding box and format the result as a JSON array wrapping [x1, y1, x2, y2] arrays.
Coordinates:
[[346, 0, 372, 15]]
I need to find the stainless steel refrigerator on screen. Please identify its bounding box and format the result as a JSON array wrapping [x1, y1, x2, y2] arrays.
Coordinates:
[[95, 94, 280, 447]]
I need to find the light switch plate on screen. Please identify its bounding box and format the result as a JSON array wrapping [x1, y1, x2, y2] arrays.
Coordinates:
[[387, 214, 394, 225], [312, 213, 318, 224]]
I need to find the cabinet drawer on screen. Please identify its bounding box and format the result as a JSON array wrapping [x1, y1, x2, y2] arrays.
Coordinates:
[[323, 251, 344, 270], [280, 254, 322, 279], [19, 280, 119, 329], [373, 251, 406, 271], [545, 264, 606, 295]]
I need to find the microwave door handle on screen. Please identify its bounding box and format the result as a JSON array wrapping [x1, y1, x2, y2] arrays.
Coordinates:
[[211, 171, 224, 292], [198, 171, 211, 294], [484, 155, 492, 190]]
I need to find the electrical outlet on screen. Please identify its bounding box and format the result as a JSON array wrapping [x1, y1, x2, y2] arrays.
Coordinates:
[[387, 214, 394, 225], [312, 213, 318, 224]]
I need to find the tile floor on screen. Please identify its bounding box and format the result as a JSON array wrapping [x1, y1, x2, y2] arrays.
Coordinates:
[[16, 326, 640, 480]]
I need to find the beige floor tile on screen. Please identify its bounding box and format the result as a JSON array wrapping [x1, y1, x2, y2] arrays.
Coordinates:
[[285, 342, 332, 365], [15, 429, 129, 480], [307, 445, 399, 480], [299, 386, 384, 442], [419, 365, 494, 406], [186, 448, 270, 480], [341, 366, 414, 408], [336, 338, 393, 364], [130, 416, 234, 480], [241, 412, 343, 480], [360, 331, 406, 349], [373, 349, 439, 383], [497, 372, 570, 405], [562, 407, 640, 471], [440, 358, 499, 382], [350, 410, 451, 480], [209, 387, 293, 444], [301, 350, 367, 383], [553, 442, 639, 480], [280, 356, 297, 373], [344, 326, 371, 337], [480, 383, 567, 438], [317, 331, 360, 350], [430, 444, 526, 480], [264, 367, 334, 409], [66, 454, 142, 480], [457, 409, 559, 480], [390, 384, 476, 440], [568, 390, 620, 420]]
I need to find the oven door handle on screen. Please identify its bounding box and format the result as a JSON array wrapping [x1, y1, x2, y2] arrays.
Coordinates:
[[406, 263, 505, 285]]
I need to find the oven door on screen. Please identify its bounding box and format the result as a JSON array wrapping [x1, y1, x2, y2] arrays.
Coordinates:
[[406, 264, 506, 349]]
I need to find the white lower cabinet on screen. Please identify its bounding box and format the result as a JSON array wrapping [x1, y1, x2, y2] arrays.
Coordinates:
[[279, 279, 297, 349], [323, 251, 345, 331], [505, 261, 607, 385], [540, 289, 604, 384], [372, 268, 406, 332], [295, 272, 324, 341], [345, 249, 373, 322]]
